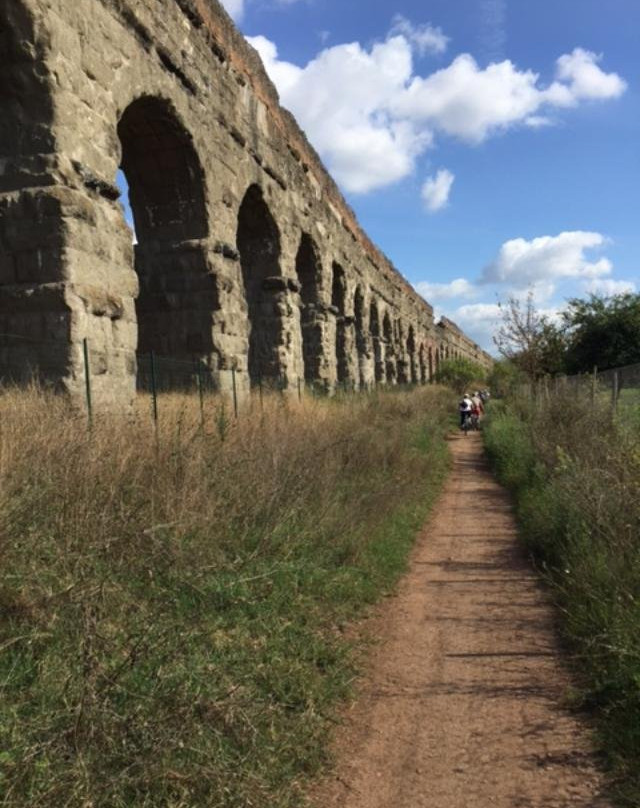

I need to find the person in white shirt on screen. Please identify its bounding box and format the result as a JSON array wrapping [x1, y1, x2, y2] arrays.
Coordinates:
[[459, 393, 473, 428]]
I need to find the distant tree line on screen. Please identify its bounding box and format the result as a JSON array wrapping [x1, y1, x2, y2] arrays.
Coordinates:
[[492, 291, 640, 382]]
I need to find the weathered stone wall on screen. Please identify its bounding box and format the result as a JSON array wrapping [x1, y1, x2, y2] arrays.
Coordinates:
[[0, 0, 492, 405], [436, 318, 491, 373]]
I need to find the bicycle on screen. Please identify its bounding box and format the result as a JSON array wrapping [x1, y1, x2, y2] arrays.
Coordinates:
[[461, 412, 473, 435]]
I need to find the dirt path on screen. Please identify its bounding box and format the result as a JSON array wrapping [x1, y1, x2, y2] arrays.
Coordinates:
[[311, 432, 610, 808]]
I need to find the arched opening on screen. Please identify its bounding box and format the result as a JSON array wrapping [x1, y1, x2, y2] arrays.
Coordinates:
[[370, 300, 383, 383], [407, 326, 417, 384], [237, 184, 283, 386], [331, 261, 346, 313], [332, 262, 348, 385], [428, 346, 434, 380], [354, 286, 366, 388], [383, 312, 396, 384], [118, 97, 216, 375], [396, 320, 408, 385], [419, 344, 427, 384], [295, 233, 322, 383]]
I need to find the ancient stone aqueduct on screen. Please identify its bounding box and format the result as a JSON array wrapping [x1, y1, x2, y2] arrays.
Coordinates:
[[1, 0, 492, 406]]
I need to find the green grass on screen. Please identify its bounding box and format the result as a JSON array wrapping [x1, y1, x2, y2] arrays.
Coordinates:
[[483, 394, 640, 806], [0, 386, 451, 807]]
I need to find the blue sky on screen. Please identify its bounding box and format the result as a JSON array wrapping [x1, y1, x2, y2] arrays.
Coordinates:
[[224, 0, 639, 352], [122, 1, 639, 352]]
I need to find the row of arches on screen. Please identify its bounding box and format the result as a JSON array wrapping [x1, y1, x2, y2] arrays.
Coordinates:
[[116, 94, 459, 392]]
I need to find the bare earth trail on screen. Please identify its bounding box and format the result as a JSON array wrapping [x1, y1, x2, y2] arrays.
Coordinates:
[[311, 432, 610, 808]]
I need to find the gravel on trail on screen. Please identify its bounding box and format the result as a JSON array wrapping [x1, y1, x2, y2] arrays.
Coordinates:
[[310, 432, 610, 808]]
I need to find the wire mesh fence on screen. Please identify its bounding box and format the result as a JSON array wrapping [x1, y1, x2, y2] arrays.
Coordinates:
[[530, 362, 640, 414], [0, 333, 427, 431]]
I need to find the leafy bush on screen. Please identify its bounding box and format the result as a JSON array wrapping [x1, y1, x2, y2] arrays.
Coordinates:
[[484, 390, 640, 805], [433, 357, 486, 393], [486, 359, 524, 399]]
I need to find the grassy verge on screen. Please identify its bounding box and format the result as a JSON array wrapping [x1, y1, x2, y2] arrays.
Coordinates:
[[483, 392, 640, 806], [0, 385, 452, 807]]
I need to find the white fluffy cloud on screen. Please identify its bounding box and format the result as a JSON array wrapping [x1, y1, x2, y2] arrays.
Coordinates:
[[416, 277, 476, 301], [395, 48, 626, 143], [412, 231, 634, 351], [482, 231, 612, 290], [583, 278, 636, 296], [248, 28, 626, 193], [448, 303, 503, 350], [421, 168, 455, 212], [552, 48, 628, 104], [390, 15, 449, 56], [220, 0, 244, 21], [250, 33, 429, 192]]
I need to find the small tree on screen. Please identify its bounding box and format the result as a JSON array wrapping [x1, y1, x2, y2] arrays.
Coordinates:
[[494, 293, 566, 379], [487, 359, 523, 398], [434, 357, 486, 394]]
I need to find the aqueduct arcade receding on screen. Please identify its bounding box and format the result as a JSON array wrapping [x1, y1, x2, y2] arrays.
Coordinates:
[[0, 0, 492, 405]]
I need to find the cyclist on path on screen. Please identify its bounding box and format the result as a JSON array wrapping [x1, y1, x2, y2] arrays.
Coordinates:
[[459, 393, 473, 429]]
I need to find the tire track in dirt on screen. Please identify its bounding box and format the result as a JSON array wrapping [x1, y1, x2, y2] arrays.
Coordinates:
[[311, 432, 610, 808]]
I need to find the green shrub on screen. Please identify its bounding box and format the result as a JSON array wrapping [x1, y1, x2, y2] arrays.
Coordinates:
[[433, 357, 486, 393], [484, 391, 640, 804]]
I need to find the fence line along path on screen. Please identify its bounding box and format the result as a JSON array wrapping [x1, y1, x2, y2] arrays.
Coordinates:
[[310, 432, 610, 808]]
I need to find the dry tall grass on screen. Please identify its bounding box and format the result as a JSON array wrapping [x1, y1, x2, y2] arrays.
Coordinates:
[[0, 385, 452, 807]]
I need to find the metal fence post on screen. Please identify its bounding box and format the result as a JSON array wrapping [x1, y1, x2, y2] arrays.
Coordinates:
[[150, 351, 158, 425], [297, 376, 302, 402], [591, 365, 598, 405], [231, 367, 239, 419], [82, 337, 92, 428], [612, 371, 619, 413], [196, 360, 205, 429]]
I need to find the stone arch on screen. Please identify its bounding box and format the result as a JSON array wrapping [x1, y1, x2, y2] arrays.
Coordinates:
[[369, 299, 384, 383], [295, 232, 322, 383], [354, 285, 367, 388], [332, 262, 348, 385], [237, 183, 284, 386], [118, 96, 217, 367]]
